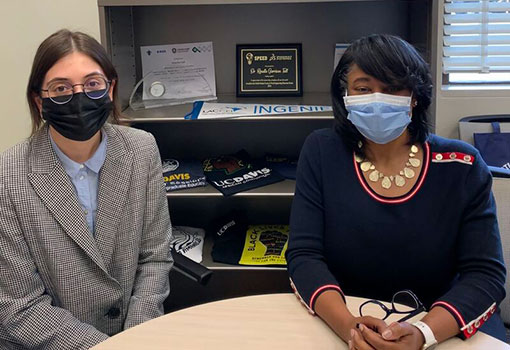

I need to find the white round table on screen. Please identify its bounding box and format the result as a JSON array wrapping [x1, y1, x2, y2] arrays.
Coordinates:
[[91, 293, 510, 350]]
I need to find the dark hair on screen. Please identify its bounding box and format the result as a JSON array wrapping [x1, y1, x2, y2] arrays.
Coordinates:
[[26, 29, 121, 136], [331, 34, 432, 157]]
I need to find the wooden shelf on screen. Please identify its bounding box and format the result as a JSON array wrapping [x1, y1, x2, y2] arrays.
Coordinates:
[[100, 0, 378, 7], [200, 232, 287, 271], [121, 93, 334, 123], [166, 179, 296, 198]]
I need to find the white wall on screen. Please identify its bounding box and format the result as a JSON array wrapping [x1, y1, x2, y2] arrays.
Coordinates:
[[1, 0, 509, 151], [434, 91, 510, 139], [0, 1, 100, 152]]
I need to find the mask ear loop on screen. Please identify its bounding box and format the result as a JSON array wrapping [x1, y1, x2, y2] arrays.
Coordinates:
[[409, 92, 417, 118], [344, 89, 365, 151], [410, 92, 418, 106], [343, 89, 350, 106]]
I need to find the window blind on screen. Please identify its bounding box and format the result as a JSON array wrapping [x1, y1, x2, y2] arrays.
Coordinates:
[[443, 0, 510, 73]]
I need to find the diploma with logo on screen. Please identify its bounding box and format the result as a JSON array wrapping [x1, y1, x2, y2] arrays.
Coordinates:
[[140, 42, 217, 104], [236, 43, 302, 97]]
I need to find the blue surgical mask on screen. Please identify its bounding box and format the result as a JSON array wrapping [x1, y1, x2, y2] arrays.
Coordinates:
[[343, 92, 412, 144]]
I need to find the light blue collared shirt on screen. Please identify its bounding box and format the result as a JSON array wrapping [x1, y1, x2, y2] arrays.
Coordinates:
[[49, 131, 108, 235]]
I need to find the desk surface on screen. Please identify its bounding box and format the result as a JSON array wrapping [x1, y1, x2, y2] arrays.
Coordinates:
[[92, 294, 510, 350]]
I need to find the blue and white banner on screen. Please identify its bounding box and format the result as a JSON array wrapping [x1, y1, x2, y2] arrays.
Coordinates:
[[184, 101, 332, 120]]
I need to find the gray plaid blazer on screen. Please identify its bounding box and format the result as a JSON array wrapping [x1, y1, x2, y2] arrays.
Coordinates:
[[0, 124, 173, 349]]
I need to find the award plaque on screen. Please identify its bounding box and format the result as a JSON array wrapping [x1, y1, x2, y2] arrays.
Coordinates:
[[236, 44, 302, 97]]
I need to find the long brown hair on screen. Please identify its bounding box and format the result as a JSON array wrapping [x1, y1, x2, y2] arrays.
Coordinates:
[[27, 29, 121, 136]]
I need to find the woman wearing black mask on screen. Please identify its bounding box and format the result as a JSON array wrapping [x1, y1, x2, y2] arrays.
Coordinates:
[[0, 29, 173, 349]]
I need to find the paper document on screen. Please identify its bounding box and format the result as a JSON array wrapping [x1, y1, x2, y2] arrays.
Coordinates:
[[334, 43, 349, 71], [140, 42, 216, 103]]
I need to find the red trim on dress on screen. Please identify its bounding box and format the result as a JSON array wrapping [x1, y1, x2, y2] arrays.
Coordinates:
[[431, 301, 466, 327], [431, 300, 477, 339], [309, 284, 344, 311], [432, 301, 496, 339], [353, 142, 430, 204], [289, 278, 315, 315], [431, 152, 474, 165]]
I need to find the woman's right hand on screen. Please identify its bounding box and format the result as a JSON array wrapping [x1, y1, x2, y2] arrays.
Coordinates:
[[314, 291, 389, 344]]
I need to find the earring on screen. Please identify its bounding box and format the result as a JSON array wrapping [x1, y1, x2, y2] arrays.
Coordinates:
[[358, 141, 363, 149]]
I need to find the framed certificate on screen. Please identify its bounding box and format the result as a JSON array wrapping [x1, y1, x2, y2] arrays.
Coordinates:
[[236, 43, 302, 97]]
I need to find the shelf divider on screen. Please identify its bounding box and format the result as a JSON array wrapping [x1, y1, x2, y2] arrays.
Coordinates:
[[122, 92, 334, 123], [167, 179, 296, 198], [100, 0, 377, 7]]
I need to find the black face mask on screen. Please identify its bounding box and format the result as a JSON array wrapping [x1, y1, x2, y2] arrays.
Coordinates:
[[42, 92, 113, 141]]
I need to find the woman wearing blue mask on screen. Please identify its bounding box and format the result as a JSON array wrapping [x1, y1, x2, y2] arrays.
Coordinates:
[[286, 34, 506, 350], [0, 29, 172, 349]]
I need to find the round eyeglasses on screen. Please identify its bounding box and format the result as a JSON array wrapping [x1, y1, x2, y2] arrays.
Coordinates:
[[41, 76, 111, 105], [359, 290, 426, 322]]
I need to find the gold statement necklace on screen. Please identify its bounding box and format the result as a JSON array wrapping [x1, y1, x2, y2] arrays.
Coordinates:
[[355, 145, 421, 190]]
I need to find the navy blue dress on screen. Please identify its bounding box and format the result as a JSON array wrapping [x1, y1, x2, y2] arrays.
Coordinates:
[[286, 128, 506, 341]]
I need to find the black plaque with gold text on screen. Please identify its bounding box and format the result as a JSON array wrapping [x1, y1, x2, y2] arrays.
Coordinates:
[[236, 44, 302, 97]]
